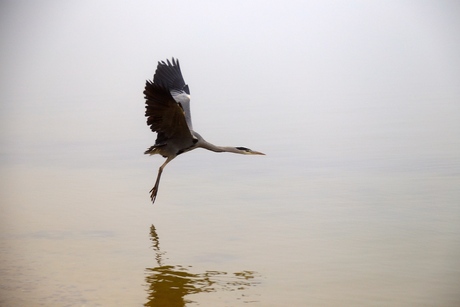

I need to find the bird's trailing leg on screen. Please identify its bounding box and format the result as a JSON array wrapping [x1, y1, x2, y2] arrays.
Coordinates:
[[149, 168, 162, 204], [150, 157, 174, 204]]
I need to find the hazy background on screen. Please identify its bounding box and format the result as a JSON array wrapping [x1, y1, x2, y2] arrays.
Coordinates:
[[1, 1, 460, 306], [1, 0, 459, 168]]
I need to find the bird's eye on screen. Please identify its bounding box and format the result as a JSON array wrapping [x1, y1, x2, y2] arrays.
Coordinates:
[[236, 147, 250, 152]]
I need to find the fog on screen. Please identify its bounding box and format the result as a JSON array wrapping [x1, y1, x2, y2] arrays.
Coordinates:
[[1, 1, 459, 165]]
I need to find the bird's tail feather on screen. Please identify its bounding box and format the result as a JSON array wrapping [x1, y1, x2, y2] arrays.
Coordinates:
[[144, 144, 166, 155]]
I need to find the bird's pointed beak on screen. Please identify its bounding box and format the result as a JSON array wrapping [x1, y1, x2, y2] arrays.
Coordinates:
[[250, 150, 265, 155]]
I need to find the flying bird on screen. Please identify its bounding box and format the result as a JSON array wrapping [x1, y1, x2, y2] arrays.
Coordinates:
[[144, 58, 264, 204]]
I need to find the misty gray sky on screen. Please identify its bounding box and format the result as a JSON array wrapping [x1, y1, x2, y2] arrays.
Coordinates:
[[1, 0, 459, 172]]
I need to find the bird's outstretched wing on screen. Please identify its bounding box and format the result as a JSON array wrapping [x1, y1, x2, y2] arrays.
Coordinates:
[[144, 81, 194, 152], [153, 58, 193, 130]]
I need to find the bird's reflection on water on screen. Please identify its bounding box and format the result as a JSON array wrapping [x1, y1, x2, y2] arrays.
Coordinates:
[[144, 225, 261, 306]]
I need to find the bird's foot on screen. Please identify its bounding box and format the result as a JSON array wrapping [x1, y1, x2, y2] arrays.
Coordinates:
[[149, 186, 158, 204]]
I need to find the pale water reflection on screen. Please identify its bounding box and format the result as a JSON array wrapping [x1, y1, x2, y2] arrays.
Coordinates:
[[1, 144, 460, 306], [145, 225, 261, 306]]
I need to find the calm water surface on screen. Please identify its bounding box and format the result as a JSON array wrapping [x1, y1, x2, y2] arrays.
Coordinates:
[[1, 103, 460, 306]]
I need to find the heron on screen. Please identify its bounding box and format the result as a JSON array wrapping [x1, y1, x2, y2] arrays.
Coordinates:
[[144, 58, 265, 204]]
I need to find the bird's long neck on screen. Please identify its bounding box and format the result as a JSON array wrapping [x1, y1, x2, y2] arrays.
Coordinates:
[[199, 139, 242, 154]]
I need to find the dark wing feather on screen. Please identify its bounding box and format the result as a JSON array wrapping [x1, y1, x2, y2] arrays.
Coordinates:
[[153, 58, 190, 94], [144, 81, 194, 147], [153, 58, 193, 130]]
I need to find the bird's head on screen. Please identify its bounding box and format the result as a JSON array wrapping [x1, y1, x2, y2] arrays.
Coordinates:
[[235, 147, 265, 155]]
